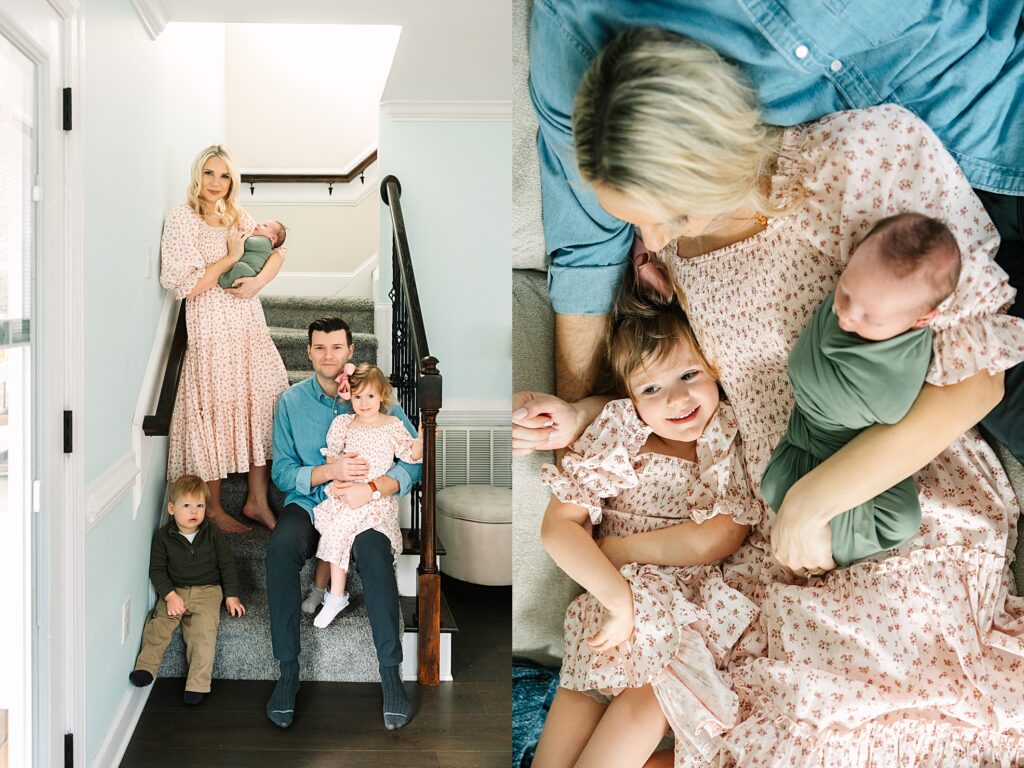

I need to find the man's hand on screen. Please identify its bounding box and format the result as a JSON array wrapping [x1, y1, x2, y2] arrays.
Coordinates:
[[165, 592, 186, 618], [225, 596, 246, 618], [769, 490, 836, 575], [330, 482, 372, 508], [326, 451, 369, 483], [512, 391, 586, 456]]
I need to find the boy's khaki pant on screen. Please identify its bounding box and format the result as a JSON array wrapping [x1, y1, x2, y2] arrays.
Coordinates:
[[134, 585, 222, 692]]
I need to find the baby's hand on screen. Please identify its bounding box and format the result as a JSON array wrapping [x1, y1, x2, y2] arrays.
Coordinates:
[[165, 592, 186, 618], [225, 596, 246, 618], [226, 227, 244, 261], [585, 595, 635, 653]]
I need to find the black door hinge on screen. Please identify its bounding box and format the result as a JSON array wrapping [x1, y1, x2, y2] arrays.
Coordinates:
[[63, 410, 72, 453], [64, 732, 73, 767], [62, 87, 72, 131]]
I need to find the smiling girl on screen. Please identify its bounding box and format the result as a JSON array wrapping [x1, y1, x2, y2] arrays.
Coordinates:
[[534, 267, 760, 768]]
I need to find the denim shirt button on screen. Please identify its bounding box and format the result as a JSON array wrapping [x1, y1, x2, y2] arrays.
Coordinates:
[[829, 59, 843, 73], [794, 44, 809, 60]]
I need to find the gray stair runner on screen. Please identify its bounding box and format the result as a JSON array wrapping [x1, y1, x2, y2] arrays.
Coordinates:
[[159, 295, 393, 683]]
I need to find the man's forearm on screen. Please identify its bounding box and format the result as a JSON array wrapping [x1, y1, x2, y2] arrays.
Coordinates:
[[373, 475, 400, 498], [555, 313, 608, 402]]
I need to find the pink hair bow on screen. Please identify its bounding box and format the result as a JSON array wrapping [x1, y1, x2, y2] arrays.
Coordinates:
[[335, 363, 356, 401], [631, 234, 673, 300]]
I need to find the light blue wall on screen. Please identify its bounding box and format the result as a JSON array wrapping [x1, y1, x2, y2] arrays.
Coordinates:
[[377, 118, 512, 403], [82, 8, 225, 765]]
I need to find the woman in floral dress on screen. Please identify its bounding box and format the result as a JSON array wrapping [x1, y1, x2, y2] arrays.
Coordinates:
[[160, 145, 289, 533], [520, 28, 1024, 766]]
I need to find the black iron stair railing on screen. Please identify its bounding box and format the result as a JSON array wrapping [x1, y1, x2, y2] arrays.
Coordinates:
[[381, 174, 444, 685]]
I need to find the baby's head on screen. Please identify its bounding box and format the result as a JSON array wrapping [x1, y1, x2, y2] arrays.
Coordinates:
[[252, 220, 287, 248], [835, 213, 960, 341], [608, 276, 720, 443], [348, 364, 393, 417], [167, 475, 209, 534]]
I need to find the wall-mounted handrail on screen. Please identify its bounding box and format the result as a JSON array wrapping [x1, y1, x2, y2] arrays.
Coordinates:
[[241, 150, 378, 189], [381, 174, 444, 685], [142, 301, 187, 437]]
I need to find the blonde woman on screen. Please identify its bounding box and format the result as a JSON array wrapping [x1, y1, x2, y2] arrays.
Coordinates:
[[519, 28, 1024, 767], [160, 145, 288, 533]]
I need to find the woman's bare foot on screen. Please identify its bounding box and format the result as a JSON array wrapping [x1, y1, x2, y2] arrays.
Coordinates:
[[242, 499, 277, 530], [206, 506, 252, 534]]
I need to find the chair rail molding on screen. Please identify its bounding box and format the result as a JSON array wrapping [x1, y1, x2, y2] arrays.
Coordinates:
[[85, 454, 141, 533], [129, 0, 169, 40], [381, 100, 512, 122]]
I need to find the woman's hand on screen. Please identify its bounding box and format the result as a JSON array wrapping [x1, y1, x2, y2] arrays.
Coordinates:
[[586, 591, 635, 653], [512, 391, 587, 456], [224, 275, 265, 299], [769, 482, 836, 575], [226, 228, 244, 263]]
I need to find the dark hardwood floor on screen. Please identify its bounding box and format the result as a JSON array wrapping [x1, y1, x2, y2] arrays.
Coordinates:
[[120, 576, 511, 767]]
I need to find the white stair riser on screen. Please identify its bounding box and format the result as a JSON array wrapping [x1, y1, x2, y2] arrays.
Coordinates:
[[397, 552, 441, 597], [401, 631, 452, 682]]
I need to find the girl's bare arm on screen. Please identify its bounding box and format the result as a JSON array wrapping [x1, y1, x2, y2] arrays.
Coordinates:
[[600, 515, 749, 569]]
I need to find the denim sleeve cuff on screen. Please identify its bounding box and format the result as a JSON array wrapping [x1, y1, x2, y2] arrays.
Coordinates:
[[547, 261, 628, 315], [296, 465, 313, 496], [386, 464, 414, 497]]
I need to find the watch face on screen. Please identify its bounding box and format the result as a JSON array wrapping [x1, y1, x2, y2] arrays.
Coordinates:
[[371, 491, 382, 501]]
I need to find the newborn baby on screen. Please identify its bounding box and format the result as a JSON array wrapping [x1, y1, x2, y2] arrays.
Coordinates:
[[219, 219, 287, 288]]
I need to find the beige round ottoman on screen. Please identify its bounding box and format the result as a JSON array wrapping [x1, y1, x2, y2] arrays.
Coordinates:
[[435, 485, 512, 586]]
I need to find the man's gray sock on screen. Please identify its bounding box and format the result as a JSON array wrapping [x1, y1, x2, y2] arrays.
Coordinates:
[[266, 659, 300, 728], [380, 664, 411, 730]]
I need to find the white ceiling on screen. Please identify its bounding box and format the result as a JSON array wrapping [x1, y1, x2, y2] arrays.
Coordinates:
[[162, 0, 512, 102]]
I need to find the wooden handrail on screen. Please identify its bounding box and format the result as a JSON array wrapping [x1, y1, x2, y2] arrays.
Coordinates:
[[381, 174, 444, 685], [142, 301, 188, 436], [241, 150, 377, 186]]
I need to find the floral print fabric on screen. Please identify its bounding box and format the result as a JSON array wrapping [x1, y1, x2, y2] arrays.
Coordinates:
[[160, 204, 289, 482]]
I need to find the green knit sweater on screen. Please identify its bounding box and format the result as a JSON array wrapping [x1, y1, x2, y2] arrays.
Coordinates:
[[148, 519, 239, 600]]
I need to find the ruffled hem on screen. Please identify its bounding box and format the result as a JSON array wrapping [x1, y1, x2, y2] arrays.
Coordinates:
[[929, 311, 1024, 385], [725, 713, 1024, 768], [691, 497, 762, 528]]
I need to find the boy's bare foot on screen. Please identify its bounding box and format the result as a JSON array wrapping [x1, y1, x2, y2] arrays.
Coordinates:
[[206, 507, 252, 534], [242, 499, 277, 530]]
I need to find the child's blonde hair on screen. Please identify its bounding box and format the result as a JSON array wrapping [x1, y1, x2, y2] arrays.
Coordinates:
[[348, 364, 393, 413], [168, 475, 209, 504], [606, 258, 718, 399], [185, 144, 242, 228]]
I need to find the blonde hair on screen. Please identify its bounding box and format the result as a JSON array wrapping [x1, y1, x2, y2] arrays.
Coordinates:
[[574, 27, 785, 224], [185, 145, 242, 228], [168, 475, 209, 504], [606, 260, 718, 399], [349, 364, 393, 413]]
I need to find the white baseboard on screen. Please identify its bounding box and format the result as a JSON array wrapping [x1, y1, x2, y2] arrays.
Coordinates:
[[375, 302, 392, 376], [260, 254, 377, 298], [85, 454, 140, 533], [89, 685, 152, 768]]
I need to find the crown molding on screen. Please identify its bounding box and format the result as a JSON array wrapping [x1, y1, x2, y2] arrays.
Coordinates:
[[130, 0, 170, 40]]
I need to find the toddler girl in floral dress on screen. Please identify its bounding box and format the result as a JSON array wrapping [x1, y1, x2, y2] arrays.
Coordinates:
[[311, 364, 422, 628], [534, 270, 761, 768]]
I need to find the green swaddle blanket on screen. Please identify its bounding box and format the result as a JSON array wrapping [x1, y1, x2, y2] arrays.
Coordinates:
[[219, 234, 273, 288], [760, 292, 932, 566]]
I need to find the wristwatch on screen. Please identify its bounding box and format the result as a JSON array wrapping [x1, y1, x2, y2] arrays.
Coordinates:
[[368, 479, 382, 501]]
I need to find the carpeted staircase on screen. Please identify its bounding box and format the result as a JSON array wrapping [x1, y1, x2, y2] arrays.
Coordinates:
[[158, 295, 408, 683]]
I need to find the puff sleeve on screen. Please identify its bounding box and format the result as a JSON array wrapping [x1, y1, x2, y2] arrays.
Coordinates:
[[389, 420, 423, 465], [323, 414, 354, 458], [539, 399, 649, 524], [159, 205, 207, 300], [791, 105, 1024, 385], [688, 402, 761, 527]]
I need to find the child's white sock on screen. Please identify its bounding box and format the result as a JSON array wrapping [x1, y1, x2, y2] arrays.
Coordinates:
[[313, 591, 350, 629], [301, 585, 325, 615]]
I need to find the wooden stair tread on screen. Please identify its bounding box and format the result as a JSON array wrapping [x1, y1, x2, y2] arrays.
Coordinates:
[[401, 527, 446, 556], [400, 593, 458, 634]]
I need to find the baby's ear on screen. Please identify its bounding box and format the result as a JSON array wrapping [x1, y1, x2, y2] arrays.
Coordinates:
[[911, 308, 940, 329]]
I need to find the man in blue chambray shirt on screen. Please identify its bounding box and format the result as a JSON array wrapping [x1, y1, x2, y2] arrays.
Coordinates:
[[265, 317, 421, 730], [528, 0, 1024, 458]]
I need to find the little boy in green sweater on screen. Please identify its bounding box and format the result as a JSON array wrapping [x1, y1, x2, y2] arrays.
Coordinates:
[[128, 475, 246, 704]]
